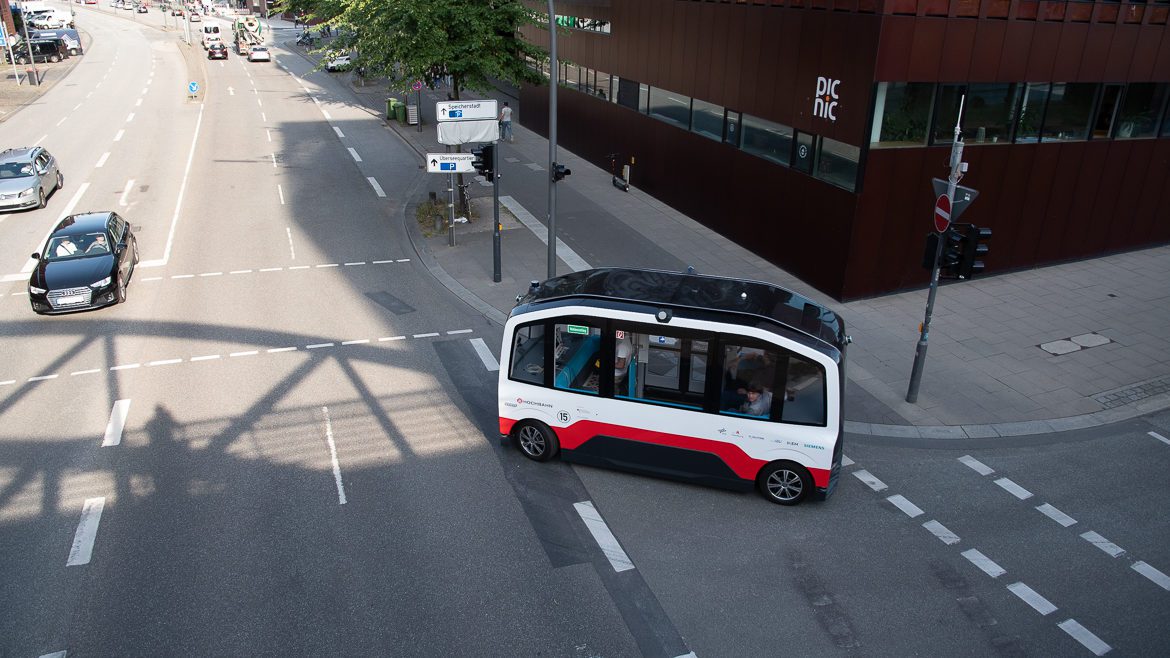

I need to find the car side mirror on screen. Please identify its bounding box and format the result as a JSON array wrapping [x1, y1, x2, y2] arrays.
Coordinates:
[[31, 252, 40, 260]]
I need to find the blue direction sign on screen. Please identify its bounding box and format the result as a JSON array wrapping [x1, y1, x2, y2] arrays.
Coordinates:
[[188, 81, 200, 94]]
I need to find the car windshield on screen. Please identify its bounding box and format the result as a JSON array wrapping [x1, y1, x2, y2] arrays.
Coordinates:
[[0, 162, 34, 179], [46, 232, 109, 261], [252, 47, 267, 52]]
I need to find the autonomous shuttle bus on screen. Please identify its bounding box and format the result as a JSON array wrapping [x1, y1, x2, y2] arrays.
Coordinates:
[[498, 268, 849, 506]]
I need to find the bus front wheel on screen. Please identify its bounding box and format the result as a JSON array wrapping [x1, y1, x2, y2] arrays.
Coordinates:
[[757, 461, 811, 506], [514, 421, 559, 462]]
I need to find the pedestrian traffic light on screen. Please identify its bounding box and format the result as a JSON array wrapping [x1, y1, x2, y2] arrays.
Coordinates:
[[957, 224, 992, 279], [552, 163, 571, 182], [939, 228, 964, 278], [471, 144, 494, 181]]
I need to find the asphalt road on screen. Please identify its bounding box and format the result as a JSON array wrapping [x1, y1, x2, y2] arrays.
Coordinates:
[[1, 5, 1168, 657]]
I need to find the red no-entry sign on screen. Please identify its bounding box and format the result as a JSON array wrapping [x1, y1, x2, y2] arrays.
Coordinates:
[[933, 193, 952, 233]]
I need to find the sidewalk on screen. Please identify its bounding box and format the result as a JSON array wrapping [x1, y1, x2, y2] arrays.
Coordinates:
[[308, 41, 1170, 438]]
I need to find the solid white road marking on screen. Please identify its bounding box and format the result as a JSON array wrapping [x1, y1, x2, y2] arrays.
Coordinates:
[[1036, 503, 1077, 527], [333, 126, 344, 138], [1006, 582, 1057, 615], [994, 477, 1033, 500], [119, 179, 135, 207], [114, 129, 124, 141], [66, 497, 106, 566], [958, 455, 994, 475], [470, 338, 500, 371], [101, 399, 131, 447], [141, 105, 204, 268], [323, 406, 347, 505], [886, 494, 923, 518], [286, 226, 294, 258], [23, 182, 91, 272], [922, 519, 960, 545], [1057, 619, 1111, 656], [852, 469, 887, 492], [1150, 431, 1170, 446], [367, 177, 386, 197], [841, 455, 854, 466], [961, 548, 1006, 578], [1132, 561, 1170, 591], [500, 195, 591, 271], [574, 501, 634, 572], [347, 147, 361, 162], [1080, 531, 1125, 557]]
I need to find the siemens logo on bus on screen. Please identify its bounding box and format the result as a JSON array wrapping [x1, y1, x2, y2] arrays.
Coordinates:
[[814, 77, 841, 122]]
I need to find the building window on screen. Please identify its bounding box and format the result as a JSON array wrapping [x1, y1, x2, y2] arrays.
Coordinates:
[[724, 110, 741, 147], [648, 87, 691, 128], [593, 71, 612, 101], [1040, 83, 1097, 142], [870, 82, 934, 147], [554, 14, 612, 34], [1092, 84, 1123, 139], [691, 98, 724, 141], [814, 137, 860, 192], [614, 77, 646, 112], [933, 83, 1018, 145], [1014, 82, 1050, 143], [741, 114, 793, 166], [1117, 83, 1169, 139]]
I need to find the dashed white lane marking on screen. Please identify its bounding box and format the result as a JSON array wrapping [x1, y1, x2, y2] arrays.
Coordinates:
[[259, 267, 282, 272], [74, 103, 82, 111], [958, 455, 994, 475], [0, 380, 15, 386], [1057, 619, 1111, 656], [101, 399, 131, 447], [230, 270, 253, 274], [347, 147, 361, 162], [994, 477, 1033, 500], [114, 129, 124, 141], [57, 117, 66, 126], [71, 369, 100, 376], [119, 179, 135, 207], [1132, 561, 1170, 591], [1080, 531, 1125, 557], [172, 274, 195, 279], [35, 133, 48, 145], [315, 263, 338, 268], [199, 272, 223, 277], [574, 501, 634, 572], [29, 375, 58, 382], [261, 112, 267, 122], [344, 262, 364, 266], [961, 548, 1006, 578], [306, 343, 335, 349], [367, 177, 386, 197], [230, 351, 259, 358], [66, 497, 106, 566], [1007, 582, 1057, 615], [267, 129, 272, 142], [1036, 503, 1077, 527], [257, 98, 263, 107], [379, 336, 406, 342], [341, 339, 369, 346], [470, 337, 499, 371], [286, 226, 294, 258], [126, 112, 135, 122], [290, 265, 310, 270], [110, 364, 139, 371], [267, 347, 297, 353], [1150, 431, 1170, 446], [447, 329, 473, 335], [322, 109, 333, 120], [147, 359, 181, 367], [271, 153, 277, 168], [852, 469, 887, 492], [841, 455, 854, 466], [190, 355, 221, 362], [413, 332, 440, 338], [39, 651, 66, 658], [135, 98, 142, 107], [922, 519, 960, 545], [333, 126, 344, 138], [322, 406, 347, 505], [886, 494, 923, 518]]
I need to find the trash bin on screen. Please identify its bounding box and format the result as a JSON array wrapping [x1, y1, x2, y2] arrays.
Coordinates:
[[386, 98, 398, 120], [394, 103, 406, 124], [406, 104, 419, 126]]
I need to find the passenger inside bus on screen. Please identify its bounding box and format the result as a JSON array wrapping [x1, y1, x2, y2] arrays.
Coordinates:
[[721, 345, 775, 411], [738, 382, 773, 416]]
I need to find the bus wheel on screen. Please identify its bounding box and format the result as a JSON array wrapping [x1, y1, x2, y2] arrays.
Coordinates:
[[757, 461, 811, 506], [514, 421, 559, 462]]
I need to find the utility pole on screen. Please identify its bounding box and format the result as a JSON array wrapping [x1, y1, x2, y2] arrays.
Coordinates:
[[907, 95, 966, 404], [20, 14, 38, 85], [545, 0, 558, 280], [492, 141, 501, 282]]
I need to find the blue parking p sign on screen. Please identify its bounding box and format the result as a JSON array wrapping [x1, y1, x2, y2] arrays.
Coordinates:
[[188, 81, 199, 94]]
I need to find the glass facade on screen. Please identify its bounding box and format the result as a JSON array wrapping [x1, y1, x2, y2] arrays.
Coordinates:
[[1118, 83, 1170, 139], [933, 83, 1018, 145], [872, 82, 934, 146], [815, 137, 860, 191], [691, 98, 724, 141], [1041, 83, 1096, 142], [648, 87, 691, 128], [741, 114, 793, 166]]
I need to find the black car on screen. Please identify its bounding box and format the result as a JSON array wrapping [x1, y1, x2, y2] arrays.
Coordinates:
[[207, 43, 227, 60], [28, 212, 139, 314]]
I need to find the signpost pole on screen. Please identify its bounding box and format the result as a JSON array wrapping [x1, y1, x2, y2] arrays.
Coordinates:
[[0, 22, 21, 85], [447, 169, 456, 247], [546, 0, 558, 280], [907, 95, 966, 403], [492, 141, 501, 283]]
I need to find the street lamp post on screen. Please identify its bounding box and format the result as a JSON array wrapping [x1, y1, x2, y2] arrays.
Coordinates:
[[545, 0, 558, 280]]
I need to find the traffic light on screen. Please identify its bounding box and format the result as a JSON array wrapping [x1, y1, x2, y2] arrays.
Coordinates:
[[957, 224, 992, 279], [939, 228, 964, 278], [552, 162, 571, 182], [471, 144, 495, 182]]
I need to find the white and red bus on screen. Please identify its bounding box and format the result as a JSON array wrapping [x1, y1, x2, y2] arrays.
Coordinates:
[[498, 268, 850, 506]]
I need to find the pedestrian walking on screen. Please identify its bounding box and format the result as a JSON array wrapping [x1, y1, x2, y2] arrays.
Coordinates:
[[499, 101, 513, 143]]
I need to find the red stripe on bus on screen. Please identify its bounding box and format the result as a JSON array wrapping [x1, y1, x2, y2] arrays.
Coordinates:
[[500, 416, 831, 488]]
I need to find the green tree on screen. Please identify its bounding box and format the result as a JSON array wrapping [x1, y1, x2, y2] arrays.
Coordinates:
[[277, 0, 546, 100]]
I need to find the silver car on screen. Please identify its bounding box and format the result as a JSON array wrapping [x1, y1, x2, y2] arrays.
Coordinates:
[[0, 147, 64, 212]]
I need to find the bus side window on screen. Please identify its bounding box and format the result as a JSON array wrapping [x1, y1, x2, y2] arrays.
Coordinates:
[[553, 322, 600, 394], [780, 355, 826, 425], [509, 323, 546, 386], [720, 343, 778, 418]]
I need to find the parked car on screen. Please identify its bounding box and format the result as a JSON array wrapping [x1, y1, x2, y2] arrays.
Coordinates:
[[31, 29, 83, 56], [247, 45, 270, 62], [189, 12, 201, 21], [3, 40, 64, 65], [207, 42, 227, 60], [325, 53, 351, 72], [28, 212, 140, 314], [0, 147, 64, 212]]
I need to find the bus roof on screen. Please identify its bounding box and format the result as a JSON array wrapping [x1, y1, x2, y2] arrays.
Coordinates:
[[515, 268, 848, 350]]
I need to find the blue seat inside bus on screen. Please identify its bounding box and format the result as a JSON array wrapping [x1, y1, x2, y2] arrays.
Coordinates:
[[555, 335, 599, 390]]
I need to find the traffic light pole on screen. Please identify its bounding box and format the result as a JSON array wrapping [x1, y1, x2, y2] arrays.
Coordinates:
[[546, 0, 559, 280], [492, 140, 501, 282], [907, 95, 965, 404]]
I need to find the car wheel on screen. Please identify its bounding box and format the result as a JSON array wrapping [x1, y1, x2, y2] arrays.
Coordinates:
[[55, 171, 63, 192], [514, 421, 559, 462], [70, 48, 79, 56], [757, 461, 812, 506], [50, 54, 61, 63], [116, 275, 127, 303], [17, 56, 27, 65], [37, 188, 46, 209]]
